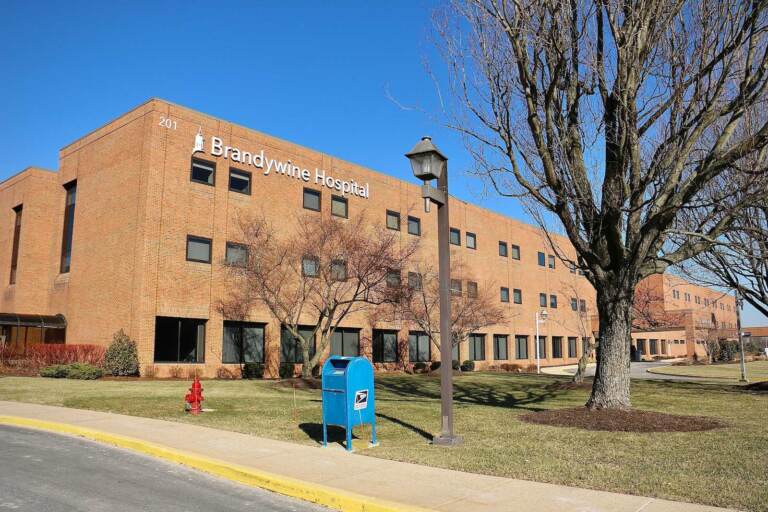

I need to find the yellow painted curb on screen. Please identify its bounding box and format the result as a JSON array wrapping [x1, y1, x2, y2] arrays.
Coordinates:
[[0, 415, 431, 512]]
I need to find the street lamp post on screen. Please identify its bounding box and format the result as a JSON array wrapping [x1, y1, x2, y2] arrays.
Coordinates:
[[735, 291, 748, 384], [535, 309, 548, 374], [406, 136, 462, 446]]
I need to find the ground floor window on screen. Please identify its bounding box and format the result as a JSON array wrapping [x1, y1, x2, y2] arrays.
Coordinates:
[[373, 330, 398, 363], [636, 339, 646, 355], [649, 339, 658, 355], [568, 337, 577, 358], [468, 333, 485, 361], [222, 321, 265, 364], [280, 326, 316, 363], [515, 335, 528, 359], [331, 328, 360, 357], [154, 316, 206, 363], [536, 336, 547, 359], [409, 332, 430, 362], [552, 336, 563, 358], [493, 335, 508, 360]]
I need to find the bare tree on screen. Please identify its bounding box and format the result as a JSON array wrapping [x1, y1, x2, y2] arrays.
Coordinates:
[[434, 0, 768, 408], [221, 212, 418, 379], [382, 262, 507, 361]]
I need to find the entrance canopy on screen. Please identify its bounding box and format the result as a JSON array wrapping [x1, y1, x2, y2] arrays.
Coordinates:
[[0, 313, 66, 329]]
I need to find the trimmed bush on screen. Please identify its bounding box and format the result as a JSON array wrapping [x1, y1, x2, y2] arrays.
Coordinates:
[[452, 359, 461, 370], [460, 360, 475, 372], [40, 364, 70, 378], [413, 362, 428, 373], [66, 363, 103, 380], [104, 330, 139, 376], [279, 363, 295, 379], [431, 361, 441, 371], [242, 363, 265, 379]]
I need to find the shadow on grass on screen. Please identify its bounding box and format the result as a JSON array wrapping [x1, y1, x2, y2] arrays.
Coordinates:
[[374, 373, 567, 412], [376, 412, 433, 441], [298, 423, 358, 447]]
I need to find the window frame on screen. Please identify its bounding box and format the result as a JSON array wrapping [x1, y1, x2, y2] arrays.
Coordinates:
[[407, 271, 422, 290], [59, 181, 77, 274], [467, 281, 478, 299], [449, 228, 461, 246], [225, 241, 248, 267], [186, 235, 212, 264], [450, 279, 462, 296], [303, 188, 321, 212], [500, 287, 510, 303], [510, 244, 521, 260], [515, 335, 528, 359], [222, 321, 265, 364], [190, 157, 216, 186], [552, 336, 563, 358], [228, 167, 252, 195], [280, 325, 316, 364], [498, 241, 508, 257], [537, 251, 546, 266], [466, 232, 477, 250], [550, 294, 558, 309], [468, 333, 485, 361], [548, 254, 556, 269], [330, 259, 348, 281], [568, 337, 578, 358], [330, 195, 349, 218], [9, 204, 22, 284], [493, 334, 508, 360], [407, 216, 421, 236], [302, 255, 320, 278], [386, 210, 401, 231], [153, 316, 206, 364], [408, 331, 431, 362], [539, 293, 547, 307], [513, 288, 522, 304], [330, 328, 361, 357], [373, 329, 399, 363]]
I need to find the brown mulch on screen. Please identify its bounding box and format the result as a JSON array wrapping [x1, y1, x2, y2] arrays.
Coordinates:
[[272, 378, 322, 390], [744, 381, 768, 393], [519, 407, 725, 433]]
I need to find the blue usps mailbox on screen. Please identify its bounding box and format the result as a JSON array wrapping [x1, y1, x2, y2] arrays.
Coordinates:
[[321, 356, 377, 452]]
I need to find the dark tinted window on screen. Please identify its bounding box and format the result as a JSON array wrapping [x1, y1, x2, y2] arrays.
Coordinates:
[[408, 332, 431, 362], [493, 335, 508, 360], [386, 210, 400, 230], [229, 168, 251, 194], [280, 326, 316, 363], [186, 235, 212, 263], [449, 228, 461, 245], [373, 330, 398, 363], [468, 333, 485, 361], [225, 242, 248, 267], [10, 205, 22, 284], [154, 316, 206, 363], [515, 335, 528, 359], [222, 321, 264, 363], [513, 289, 522, 304], [407, 216, 421, 236], [498, 241, 508, 257], [60, 181, 77, 273], [331, 195, 348, 218], [303, 188, 321, 211], [331, 328, 360, 357], [510, 245, 520, 260], [466, 232, 476, 249], [191, 158, 215, 185], [537, 251, 545, 266]]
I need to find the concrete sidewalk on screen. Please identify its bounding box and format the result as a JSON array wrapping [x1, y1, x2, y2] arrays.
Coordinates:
[[0, 401, 732, 512]]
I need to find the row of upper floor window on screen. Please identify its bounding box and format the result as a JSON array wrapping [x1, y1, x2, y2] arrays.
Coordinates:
[[671, 288, 732, 311]]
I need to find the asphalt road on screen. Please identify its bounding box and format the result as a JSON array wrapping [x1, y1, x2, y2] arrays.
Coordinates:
[[0, 425, 327, 512]]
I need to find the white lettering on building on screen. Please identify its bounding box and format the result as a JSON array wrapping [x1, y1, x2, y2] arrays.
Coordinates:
[[208, 136, 369, 198]]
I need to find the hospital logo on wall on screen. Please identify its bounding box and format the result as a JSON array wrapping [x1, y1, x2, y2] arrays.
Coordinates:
[[354, 389, 369, 411], [193, 127, 204, 154]]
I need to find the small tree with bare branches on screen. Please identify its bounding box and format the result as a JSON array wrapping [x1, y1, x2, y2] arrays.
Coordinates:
[[221, 212, 418, 379]]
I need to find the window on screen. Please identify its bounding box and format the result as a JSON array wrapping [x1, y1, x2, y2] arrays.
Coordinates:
[[154, 316, 206, 363], [331, 195, 348, 218], [373, 330, 398, 363], [539, 293, 547, 307], [720, 303, 724, 310], [386, 269, 401, 288], [695, 295, 701, 304], [386, 210, 400, 230], [704, 298, 710, 306], [580, 299, 587, 313], [331, 328, 360, 357], [510, 244, 521, 260], [407, 216, 421, 236], [672, 289, 680, 299], [225, 242, 248, 267], [302, 255, 319, 277], [515, 335, 528, 359], [408, 332, 431, 362], [60, 181, 77, 273], [280, 326, 316, 363], [685, 292, 691, 302], [552, 336, 563, 358], [548, 255, 556, 269], [451, 279, 462, 296], [467, 281, 478, 299], [649, 339, 658, 355], [330, 260, 347, 281], [186, 235, 212, 263], [513, 289, 522, 304], [468, 333, 485, 361], [9, 205, 22, 284], [537, 251, 546, 266], [303, 188, 321, 211], [191, 158, 215, 186], [450, 228, 461, 245], [536, 336, 547, 358], [568, 337, 577, 358], [408, 271, 422, 290], [500, 287, 510, 303], [499, 241, 508, 257], [466, 232, 477, 249], [571, 298, 578, 311], [493, 335, 508, 360], [222, 321, 264, 364], [228, 168, 251, 194]]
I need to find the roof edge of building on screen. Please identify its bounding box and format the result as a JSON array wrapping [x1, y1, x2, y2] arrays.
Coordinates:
[[0, 166, 59, 189]]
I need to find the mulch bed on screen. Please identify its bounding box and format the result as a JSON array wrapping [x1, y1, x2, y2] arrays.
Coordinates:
[[519, 407, 725, 432]]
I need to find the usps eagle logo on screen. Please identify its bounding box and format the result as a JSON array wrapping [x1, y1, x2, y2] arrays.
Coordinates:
[[193, 127, 204, 154]]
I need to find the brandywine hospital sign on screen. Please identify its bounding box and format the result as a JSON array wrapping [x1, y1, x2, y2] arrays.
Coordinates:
[[193, 129, 371, 199]]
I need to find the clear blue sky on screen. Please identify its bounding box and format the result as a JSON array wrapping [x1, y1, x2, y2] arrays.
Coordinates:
[[1, 1, 765, 326]]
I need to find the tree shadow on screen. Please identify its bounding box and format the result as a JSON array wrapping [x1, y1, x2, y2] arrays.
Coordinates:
[[376, 412, 432, 441], [298, 422, 358, 447]]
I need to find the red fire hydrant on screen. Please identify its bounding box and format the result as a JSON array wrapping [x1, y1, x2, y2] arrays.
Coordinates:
[[184, 377, 204, 415]]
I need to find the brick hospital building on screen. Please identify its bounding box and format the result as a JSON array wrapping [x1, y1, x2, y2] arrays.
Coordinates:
[[0, 99, 737, 377]]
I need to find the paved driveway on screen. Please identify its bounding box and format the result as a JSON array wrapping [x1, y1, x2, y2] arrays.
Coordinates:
[[547, 360, 712, 382], [0, 425, 326, 512]]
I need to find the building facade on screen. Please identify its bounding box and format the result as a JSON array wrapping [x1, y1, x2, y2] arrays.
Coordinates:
[[0, 99, 736, 376]]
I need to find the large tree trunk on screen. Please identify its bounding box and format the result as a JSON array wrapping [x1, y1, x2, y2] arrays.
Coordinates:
[[586, 286, 633, 409]]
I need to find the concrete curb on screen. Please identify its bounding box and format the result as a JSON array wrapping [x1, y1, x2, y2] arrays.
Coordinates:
[[0, 415, 431, 512]]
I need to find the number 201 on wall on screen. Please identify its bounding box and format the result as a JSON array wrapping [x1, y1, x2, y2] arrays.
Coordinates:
[[158, 116, 177, 130]]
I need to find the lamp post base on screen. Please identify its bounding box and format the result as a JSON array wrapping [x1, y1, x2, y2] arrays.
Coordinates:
[[432, 433, 464, 446]]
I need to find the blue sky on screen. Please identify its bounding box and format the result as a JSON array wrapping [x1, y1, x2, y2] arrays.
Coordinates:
[[1, 1, 765, 326]]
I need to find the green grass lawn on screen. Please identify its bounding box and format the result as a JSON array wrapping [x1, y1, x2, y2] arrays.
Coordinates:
[[1, 373, 766, 511], [648, 360, 768, 381]]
